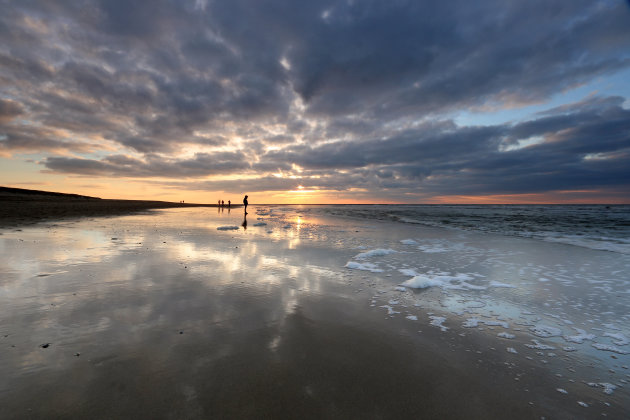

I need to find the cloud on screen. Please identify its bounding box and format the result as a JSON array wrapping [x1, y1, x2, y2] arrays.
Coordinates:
[[0, 99, 24, 123], [1, 0, 630, 200], [44, 151, 251, 178], [0, 124, 104, 157], [39, 93, 630, 199], [230, 95, 630, 195], [284, 0, 630, 117]]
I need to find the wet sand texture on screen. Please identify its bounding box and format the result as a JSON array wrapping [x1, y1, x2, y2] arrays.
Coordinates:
[[1, 205, 628, 419]]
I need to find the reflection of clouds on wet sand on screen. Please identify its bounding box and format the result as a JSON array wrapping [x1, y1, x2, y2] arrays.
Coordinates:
[[0, 208, 344, 378], [1, 206, 629, 418]]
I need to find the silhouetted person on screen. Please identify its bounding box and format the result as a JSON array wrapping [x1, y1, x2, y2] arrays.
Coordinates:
[[228, 200, 231, 208], [221, 200, 224, 207], [242, 213, 247, 229], [243, 195, 248, 214]]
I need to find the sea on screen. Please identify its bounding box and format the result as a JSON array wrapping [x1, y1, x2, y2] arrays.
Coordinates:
[[314, 204, 630, 254]]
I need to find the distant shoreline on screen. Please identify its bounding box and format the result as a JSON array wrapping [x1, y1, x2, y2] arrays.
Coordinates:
[[0, 186, 238, 228], [1, 186, 624, 228]]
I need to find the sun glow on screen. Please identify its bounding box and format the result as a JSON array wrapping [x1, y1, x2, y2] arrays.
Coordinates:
[[289, 185, 315, 194]]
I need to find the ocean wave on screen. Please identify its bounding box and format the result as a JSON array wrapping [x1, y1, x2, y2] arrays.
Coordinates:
[[317, 204, 630, 254]]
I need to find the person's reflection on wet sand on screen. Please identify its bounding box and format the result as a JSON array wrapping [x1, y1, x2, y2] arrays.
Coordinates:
[[242, 213, 247, 230]]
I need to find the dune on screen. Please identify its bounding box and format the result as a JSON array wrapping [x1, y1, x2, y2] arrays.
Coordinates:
[[0, 186, 230, 227]]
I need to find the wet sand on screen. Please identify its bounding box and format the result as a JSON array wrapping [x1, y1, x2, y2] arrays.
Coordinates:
[[0, 206, 627, 419]]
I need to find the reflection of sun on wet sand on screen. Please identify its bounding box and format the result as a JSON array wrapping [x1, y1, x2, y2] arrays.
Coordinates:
[[0, 186, 235, 227], [1, 200, 629, 418]]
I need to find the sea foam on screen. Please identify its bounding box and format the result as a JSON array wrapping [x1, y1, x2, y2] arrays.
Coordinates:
[[530, 324, 563, 338], [345, 261, 383, 273], [400, 273, 478, 290], [353, 248, 397, 259], [603, 332, 629, 346], [429, 316, 448, 331]]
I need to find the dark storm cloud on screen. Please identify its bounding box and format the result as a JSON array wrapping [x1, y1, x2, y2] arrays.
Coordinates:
[[0, 124, 100, 155], [283, 0, 630, 116], [44, 151, 250, 178], [0, 98, 24, 122], [158, 170, 393, 195], [1, 0, 293, 156], [41, 94, 630, 198], [2, 0, 630, 199], [264, 121, 503, 170], [254, 95, 630, 195]]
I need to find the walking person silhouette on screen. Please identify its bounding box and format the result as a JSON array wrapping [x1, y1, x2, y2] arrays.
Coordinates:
[[243, 195, 248, 214]]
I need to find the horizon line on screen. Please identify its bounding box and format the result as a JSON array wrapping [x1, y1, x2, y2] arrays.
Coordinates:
[[2, 186, 628, 206]]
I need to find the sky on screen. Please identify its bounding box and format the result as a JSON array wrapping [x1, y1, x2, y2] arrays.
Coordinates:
[[1, 0, 630, 204]]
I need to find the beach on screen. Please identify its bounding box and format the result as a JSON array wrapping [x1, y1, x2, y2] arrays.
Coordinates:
[[1, 204, 629, 419], [0, 187, 223, 228]]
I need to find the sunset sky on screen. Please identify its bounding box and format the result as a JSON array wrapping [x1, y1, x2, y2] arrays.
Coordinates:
[[1, 0, 629, 204]]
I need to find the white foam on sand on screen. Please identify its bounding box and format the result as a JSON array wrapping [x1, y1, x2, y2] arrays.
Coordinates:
[[398, 268, 419, 276], [530, 324, 563, 338], [484, 320, 509, 328], [563, 328, 596, 344], [417, 244, 449, 253], [489, 281, 516, 288], [462, 318, 480, 328], [381, 305, 400, 315], [498, 332, 516, 339], [253, 222, 267, 226], [603, 332, 629, 346], [345, 261, 383, 273], [587, 382, 617, 395], [429, 316, 449, 331], [602, 322, 622, 331], [394, 286, 407, 292], [400, 239, 418, 245], [406, 315, 418, 321], [556, 388, 568, 394], [217, 226, 240, 230], [506, 347, 518, 354], [525, 339, 556, 350], [400, 272, 480, 290], [354, 248, 397, 259], [591, 343, 630, 354]]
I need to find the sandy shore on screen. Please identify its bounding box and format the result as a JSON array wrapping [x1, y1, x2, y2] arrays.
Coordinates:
[[0, 205, 627, 419], [0, 187, 234, 227]]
